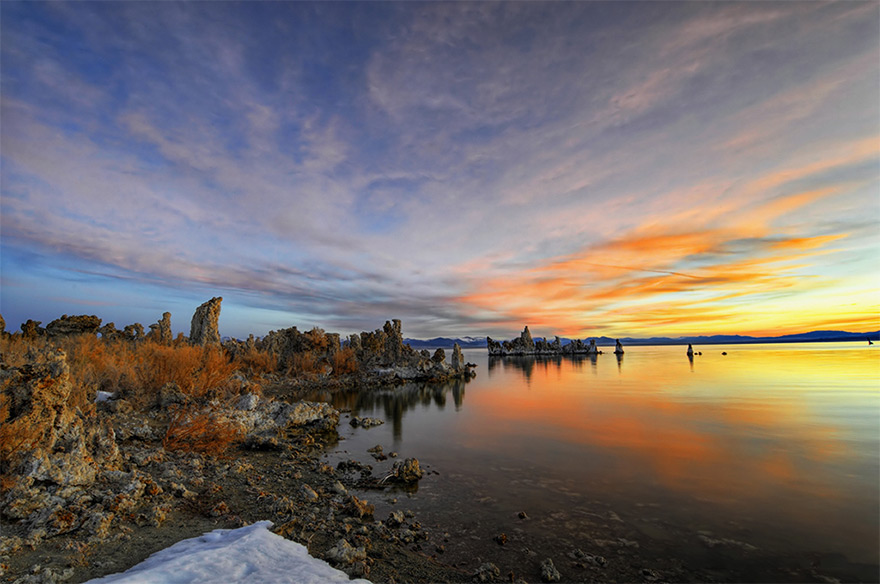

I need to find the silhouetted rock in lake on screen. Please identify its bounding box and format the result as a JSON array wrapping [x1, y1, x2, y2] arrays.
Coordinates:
[[190, 297, 222, 346], [353, 320, 474, 381], [488, 326, 603, 356]]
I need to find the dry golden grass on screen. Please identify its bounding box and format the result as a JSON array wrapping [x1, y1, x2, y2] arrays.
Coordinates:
[[162, 405, 243, 455], [1, 333, 239, 407], [330, 347, 359, 376], [233, 347, 278, 376], [290, 351, 323, 375]]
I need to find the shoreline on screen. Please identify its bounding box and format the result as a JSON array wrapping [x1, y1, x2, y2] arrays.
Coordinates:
[[0, 369, 471, 584]]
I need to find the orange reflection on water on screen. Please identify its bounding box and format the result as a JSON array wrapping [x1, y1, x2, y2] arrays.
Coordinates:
[[466, 345, 878, 510]]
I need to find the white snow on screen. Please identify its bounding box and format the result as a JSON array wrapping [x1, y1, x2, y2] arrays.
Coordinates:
[[86, 521, 370, 584], [95, 391, 115, 402]]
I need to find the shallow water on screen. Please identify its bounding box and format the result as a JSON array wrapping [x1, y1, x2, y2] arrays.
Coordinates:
[[315, 343, 880, 581]]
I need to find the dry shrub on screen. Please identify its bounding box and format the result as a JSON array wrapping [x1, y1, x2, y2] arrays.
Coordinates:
[[290, 351, 322, 375], [330, 347, 359, 376], [162, 405, 243, 455], [234, 347, 278, 376], [0, 333, 43, 368], [136, 344, 236, 400], [60, 336, 137, 409]]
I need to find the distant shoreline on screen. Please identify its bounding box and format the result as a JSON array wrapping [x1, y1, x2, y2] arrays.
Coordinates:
[[406, 332, 880, 350]]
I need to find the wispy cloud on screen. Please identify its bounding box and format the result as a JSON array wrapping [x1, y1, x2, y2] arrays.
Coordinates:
[[1, 2, 877, 338]]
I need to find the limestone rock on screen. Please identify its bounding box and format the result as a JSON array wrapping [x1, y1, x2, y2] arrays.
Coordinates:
[[473, 562, 501, 582], [231, 400, 340, 443], [540, 558, 562, 582], [350, 416, 384, 429], [45, 314, 101, 337], [451, 342, 464, 371], [148, 312, 173, 344], [98, 322, 123, 341], [387, 458, 424, 484], [20, 319, 45, 339], [326, 538, 367, 565], [300, 484, 319, 502], [344, 495, 374, 518], [0, 348, 122, 539], [190, 297, 222, 346], [123, 323, 145, 340]]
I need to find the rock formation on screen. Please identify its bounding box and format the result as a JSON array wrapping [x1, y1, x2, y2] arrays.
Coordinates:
[[45, 315, 102, 337], [123, 323, 145, 340], [614, 339, 624, 355], [488, 326, 605, 357], [20, 320, 45, 339], [451, 343, 464, 370], [98, 322, 122, 340], [0, 348, 123, 539], [0, 313, 5, 337], [351, 320, 474, 380], [148, 312, 173, 344], [190, 297, 222, 346]]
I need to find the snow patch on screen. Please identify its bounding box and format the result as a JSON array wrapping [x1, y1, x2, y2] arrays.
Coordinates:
[[86, 521, 371, 584]]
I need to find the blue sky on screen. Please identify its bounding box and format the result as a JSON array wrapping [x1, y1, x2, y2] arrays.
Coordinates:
[[1, 2, 878, 340]]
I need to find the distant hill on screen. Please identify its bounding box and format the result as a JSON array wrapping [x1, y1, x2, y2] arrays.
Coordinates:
[[405, 336, 487, 349], [405, 330, 880, 349]]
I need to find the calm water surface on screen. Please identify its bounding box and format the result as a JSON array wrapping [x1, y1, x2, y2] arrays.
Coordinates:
[[314, 343, 879, 581]]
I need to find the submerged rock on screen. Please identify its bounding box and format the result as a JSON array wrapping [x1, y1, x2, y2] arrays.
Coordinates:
[[350, 416, 384, 429], [385, 458, 424, 484]]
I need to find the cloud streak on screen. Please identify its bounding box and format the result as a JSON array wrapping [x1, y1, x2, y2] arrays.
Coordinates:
[[1, 2, 877, 338]]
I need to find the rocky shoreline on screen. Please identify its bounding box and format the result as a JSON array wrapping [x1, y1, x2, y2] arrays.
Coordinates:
[[0, 300, 480, 584], [0, 355, 464, 583]]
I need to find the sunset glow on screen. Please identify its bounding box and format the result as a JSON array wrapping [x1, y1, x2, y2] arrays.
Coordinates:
[[1, 2, 877, 339]]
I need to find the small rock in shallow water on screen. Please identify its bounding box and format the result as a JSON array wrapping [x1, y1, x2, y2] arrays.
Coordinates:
[[350, 416, 384, 428]]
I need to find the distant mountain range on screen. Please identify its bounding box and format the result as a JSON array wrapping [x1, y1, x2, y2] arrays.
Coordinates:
[[405, 330, 880, 349]]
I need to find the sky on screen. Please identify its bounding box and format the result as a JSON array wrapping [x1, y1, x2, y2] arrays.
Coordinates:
[[1, 1, 878, 340]]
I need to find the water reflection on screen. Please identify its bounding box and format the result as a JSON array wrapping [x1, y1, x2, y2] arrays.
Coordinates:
[[488, 354, 601, 381], [462, 344, 880, 565], [307, 379, 466, 439]]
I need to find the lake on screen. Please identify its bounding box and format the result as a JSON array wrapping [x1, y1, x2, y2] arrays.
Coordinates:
[[312, 342, 879, 582]]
